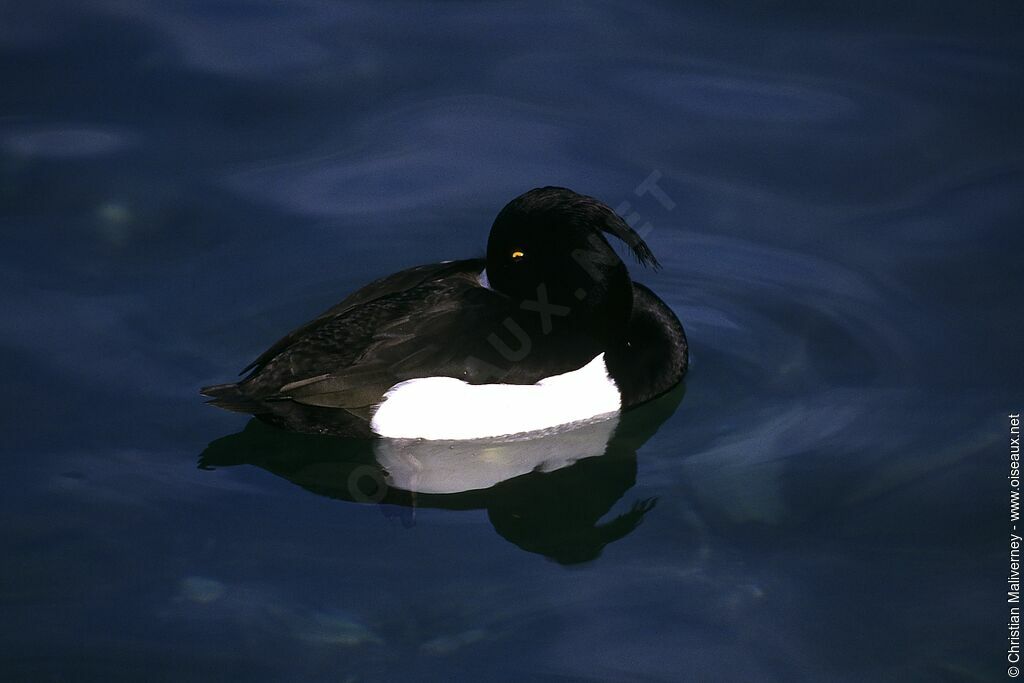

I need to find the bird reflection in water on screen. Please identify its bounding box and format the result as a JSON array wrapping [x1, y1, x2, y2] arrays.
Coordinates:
[[199, 385, 684, 564]]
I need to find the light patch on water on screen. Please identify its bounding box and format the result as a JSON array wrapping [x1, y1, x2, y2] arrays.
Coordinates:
[[296, 610, 383, 647], [617, 68, 861, 123], [95, 202, 135, 247], [92, 0, 375, 78], [420, 629, 487, 655], [223, 94, 587, 220], [179, 576, 225, 604], [5, 126, 133, 158], [163, 578, 382, 648]]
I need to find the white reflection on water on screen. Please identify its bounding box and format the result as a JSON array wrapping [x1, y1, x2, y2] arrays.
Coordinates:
[[375, 416, 619, 494]]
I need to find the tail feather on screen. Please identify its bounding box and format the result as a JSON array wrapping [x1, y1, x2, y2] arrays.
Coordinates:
[[200, 382, 265, 414]]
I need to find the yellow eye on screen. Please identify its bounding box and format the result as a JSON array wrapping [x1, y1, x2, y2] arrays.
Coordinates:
[[511, 250, 525, 261]]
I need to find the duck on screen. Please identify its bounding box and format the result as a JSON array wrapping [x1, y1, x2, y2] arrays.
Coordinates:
[[201, 186, 688, 440]]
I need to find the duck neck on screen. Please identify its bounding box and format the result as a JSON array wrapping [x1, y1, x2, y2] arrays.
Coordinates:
[[604, 283, 688, 409], [572, 262, 633, 346]]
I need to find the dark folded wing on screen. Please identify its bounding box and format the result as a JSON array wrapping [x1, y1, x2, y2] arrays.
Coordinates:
[[240, 264, 512, 418], [240, 259, 482, 376]]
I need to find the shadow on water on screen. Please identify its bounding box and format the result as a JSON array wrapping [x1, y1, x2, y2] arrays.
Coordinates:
[[199, 384, 685, 564]]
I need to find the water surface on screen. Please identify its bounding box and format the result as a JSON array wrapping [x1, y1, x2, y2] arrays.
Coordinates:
[[1, 2, 1021, 680]]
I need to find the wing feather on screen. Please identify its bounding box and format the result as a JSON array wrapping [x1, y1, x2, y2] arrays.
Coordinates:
[[241, 262, 508, 412], [240, 260, 479, 376]]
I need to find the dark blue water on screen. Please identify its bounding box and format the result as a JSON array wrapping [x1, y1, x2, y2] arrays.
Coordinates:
[[2, 2, 1021, 680]]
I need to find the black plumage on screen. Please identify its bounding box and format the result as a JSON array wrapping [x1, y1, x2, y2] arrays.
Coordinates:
[[201, 187, 688, 437]]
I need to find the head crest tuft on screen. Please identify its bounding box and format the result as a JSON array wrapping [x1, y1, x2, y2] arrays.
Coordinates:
[[504, 186, 661, 270]]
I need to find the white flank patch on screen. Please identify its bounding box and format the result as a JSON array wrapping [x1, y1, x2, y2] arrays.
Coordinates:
[[370, 353, 621, 440]]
